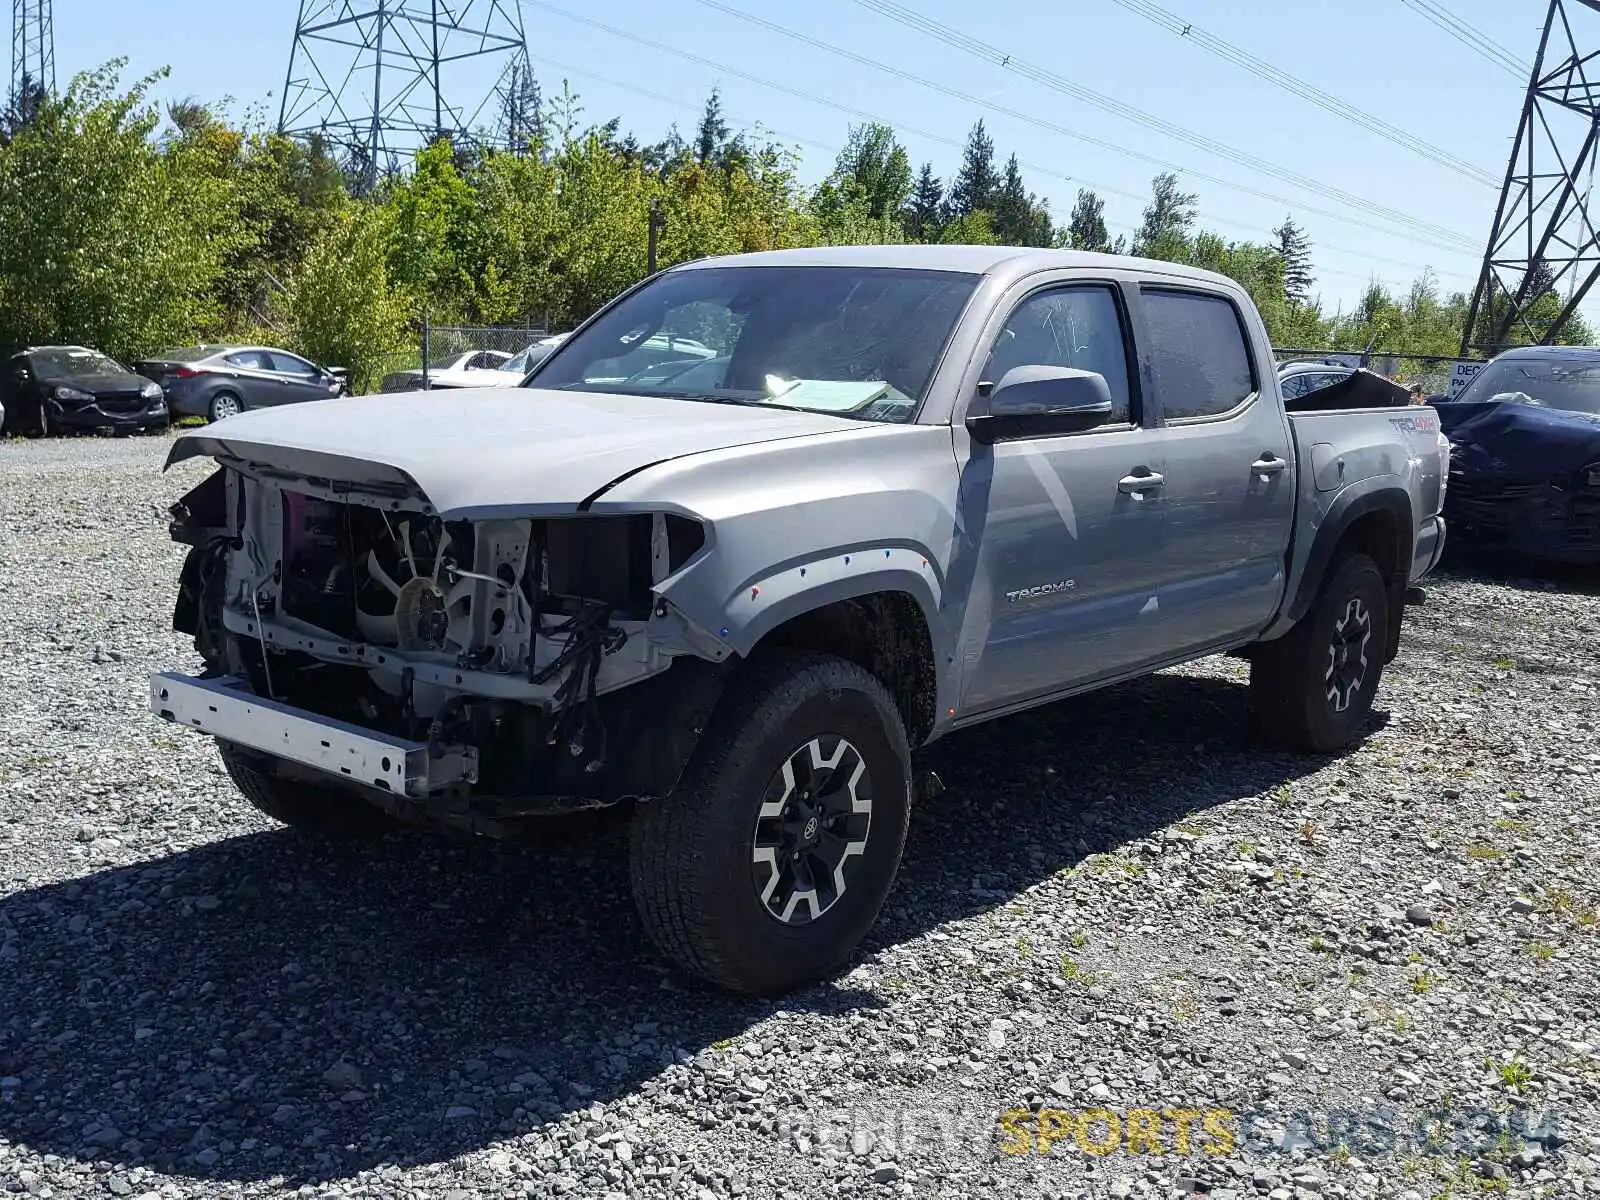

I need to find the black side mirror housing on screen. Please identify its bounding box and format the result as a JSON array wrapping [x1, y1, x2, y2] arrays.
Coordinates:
[[965, 365, 1116, 444]]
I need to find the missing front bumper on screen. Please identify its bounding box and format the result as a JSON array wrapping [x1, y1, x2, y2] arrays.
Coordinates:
[[149, 671, 478, 798]]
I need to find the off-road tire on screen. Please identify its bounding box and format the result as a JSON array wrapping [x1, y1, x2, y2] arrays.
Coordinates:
[[1250, 550, 1390, 753], [629, 650, 912, 996], [218, 741, 400, 836]]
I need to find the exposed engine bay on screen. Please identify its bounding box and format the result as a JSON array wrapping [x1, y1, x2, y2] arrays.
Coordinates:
[[166, 464, 728, 818]]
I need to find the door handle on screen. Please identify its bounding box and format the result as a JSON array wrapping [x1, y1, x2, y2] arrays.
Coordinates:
[[1118, 470, 1165, 495], [1251, 453, 1288, 475]]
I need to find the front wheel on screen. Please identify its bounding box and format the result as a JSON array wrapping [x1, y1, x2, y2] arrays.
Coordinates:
[[208, 391, 242, 423], [629, 651, 912, 996], [1250, 550, 1391, 753]]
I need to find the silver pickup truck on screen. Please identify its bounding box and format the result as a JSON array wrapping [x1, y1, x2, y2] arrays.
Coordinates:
[[151, 246, 1448, 995]]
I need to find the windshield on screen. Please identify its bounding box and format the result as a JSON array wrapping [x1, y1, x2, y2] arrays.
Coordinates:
[[1453, 358, 1600, 414], [527, 265, 981, 422], [503, 337, 564, 375], [30, 348, 128, 377]]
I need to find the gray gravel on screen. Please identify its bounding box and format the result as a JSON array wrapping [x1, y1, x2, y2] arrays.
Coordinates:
[[2, 432, 1598, 1200]]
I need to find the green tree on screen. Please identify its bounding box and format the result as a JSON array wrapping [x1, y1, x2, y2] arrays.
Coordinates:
[[694, 87, 730, 167], [945, 120, 998, 220], [0, 61, 241, 358], [939, 209, 997, 245], [1067, 188, 1111, 252], [991, 154, 1051, 246], [1134, 172, 1198, 261], [285, 204, 409, 392], [825, 122, 912, 222], [902, 162, 943, 242], [383, 138, 482, 320], [1273, 216, 1314, 307]]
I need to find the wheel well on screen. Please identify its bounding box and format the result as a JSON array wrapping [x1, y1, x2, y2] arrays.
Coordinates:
[[1337, 508, 1409, 661], [1339, 509, 1404, 583], [756, 591, 937, 746]]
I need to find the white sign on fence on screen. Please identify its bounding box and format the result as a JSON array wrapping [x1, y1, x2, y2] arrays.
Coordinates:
[[1448, 360, 1485, 398]]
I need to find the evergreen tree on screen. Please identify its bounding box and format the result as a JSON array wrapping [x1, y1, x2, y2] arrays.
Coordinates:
[[1067, 187, 1111, 252], [902, 162, 943, 241], [945, 119, 998, 219], [694, 88, 729, 166], [1134, 171, 1198, 260], [992, 153, 1032, 245], [1273, 216, 1314, 306]]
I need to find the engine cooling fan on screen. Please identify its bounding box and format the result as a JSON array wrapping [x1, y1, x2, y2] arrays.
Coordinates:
[[354, 519, 474, 651]]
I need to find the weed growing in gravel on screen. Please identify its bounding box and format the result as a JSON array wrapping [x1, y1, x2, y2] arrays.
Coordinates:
[[1412, 971, 1437, 994], [1525, 941, 1556, 962], [1466, 843, 1503, 861], [1058, 956, 1098, 986], [1492, 656, 1519, 670], [1487, 1058, 1533, 1092], [1299, 820, 1322, 844], [1069, 932, 1088, 949], [1493, 818, 1530, 833]]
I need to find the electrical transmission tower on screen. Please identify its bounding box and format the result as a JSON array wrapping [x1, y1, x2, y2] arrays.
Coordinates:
[[9, 0, 54, 105], [277, 0, 538, 192], [1462, 0, 1600, 355]]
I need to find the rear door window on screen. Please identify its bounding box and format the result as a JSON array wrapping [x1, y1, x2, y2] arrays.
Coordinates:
[[1142, 289, 1257, 420], [226, 351, 270, 371]]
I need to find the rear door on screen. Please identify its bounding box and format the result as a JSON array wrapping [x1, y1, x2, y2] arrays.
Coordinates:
[[1135, 284, 1295, 653], [954, 274, 1179, 716]]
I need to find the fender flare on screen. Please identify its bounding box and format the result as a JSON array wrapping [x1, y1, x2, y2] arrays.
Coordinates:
[[1280, 480, 1415, 660]]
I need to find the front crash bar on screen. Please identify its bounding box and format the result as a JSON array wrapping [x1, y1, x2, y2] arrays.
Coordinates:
[[149, 672, 478, 799]]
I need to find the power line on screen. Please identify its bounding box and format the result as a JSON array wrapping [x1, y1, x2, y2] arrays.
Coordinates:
[[843, 0, 1479, 248], [523, 0, 1479, 256], [1105, 0, 1498, 185], [657, 0, 1480, 254], [1399, 0, 1531, 78], [521, 1, 1452, 256], [524, 50, 1479, 290]]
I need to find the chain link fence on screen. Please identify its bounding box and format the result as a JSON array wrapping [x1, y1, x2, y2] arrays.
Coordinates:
[[377, 322, 556, 393]]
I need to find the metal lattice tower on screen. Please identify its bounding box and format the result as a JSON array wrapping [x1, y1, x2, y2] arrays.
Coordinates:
[[9, 0, 54, 103], [277, 0, 537, 190], [1462, 0, 1600, 354]]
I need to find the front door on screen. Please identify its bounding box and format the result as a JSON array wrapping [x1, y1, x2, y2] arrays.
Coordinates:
[[1136, 285, 1296, 653], [954, 279, 1177, 717]]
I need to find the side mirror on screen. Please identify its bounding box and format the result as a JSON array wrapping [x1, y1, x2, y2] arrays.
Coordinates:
[[965, 365, 1116, 445]]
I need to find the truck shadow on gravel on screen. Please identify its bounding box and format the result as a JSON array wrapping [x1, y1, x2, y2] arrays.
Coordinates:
[[0, 670, 1349, 1185]]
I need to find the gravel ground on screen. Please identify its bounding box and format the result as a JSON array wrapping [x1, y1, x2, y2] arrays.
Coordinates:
[[1, 432, 1597, 1200]]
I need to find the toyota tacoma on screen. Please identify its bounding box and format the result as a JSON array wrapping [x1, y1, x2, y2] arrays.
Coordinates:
[[150, 246, 1449, 995]]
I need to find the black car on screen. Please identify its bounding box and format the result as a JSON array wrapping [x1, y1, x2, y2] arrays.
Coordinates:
[[1430, 345, 1600, 565], [0, 345, 170, 436], [132, 344, 345, 423]]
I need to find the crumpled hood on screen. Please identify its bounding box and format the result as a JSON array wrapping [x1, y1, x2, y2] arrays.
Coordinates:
[[165, 387, 862, 518], [1434, 399, 1600, 478]]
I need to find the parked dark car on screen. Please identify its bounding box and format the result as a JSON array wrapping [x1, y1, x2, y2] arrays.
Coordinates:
[[0, 345, 169, 436], [133, 345, 345, 423], [1429, 345, 1600, 565]]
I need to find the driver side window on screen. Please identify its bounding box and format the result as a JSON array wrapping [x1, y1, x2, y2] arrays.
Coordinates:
[[983, 285, 1134, 424]]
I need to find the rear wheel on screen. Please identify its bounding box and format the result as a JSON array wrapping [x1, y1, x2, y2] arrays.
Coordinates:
[[629, 651, 912, 996], [218, 742, 400, 836], [208, 391, 242, 422], [1250, 551, 1390, 753]]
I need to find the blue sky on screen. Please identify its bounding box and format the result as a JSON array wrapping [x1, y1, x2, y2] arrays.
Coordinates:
[[51, 0, 1557, 322]]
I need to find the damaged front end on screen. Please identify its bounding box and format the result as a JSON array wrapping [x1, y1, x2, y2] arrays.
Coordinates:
[[155, 461, 730, 829], [1436, 400, 1600, 565]]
